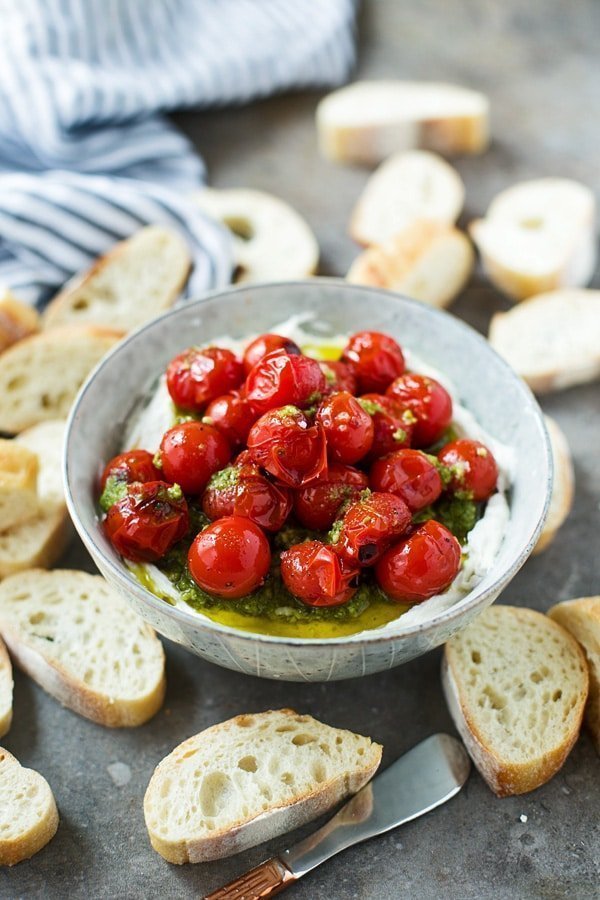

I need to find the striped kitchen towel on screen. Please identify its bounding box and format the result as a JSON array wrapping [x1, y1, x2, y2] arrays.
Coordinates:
[[0, 0, 358, 306]]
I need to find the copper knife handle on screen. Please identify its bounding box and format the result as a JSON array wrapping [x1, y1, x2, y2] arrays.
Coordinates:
[[204, 857, 296, 900]]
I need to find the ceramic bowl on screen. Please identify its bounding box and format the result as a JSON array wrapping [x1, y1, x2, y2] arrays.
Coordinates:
[[64, 280, 552, 682]]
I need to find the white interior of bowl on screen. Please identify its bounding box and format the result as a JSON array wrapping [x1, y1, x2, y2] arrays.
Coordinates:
[[65, 280, 552, 646]]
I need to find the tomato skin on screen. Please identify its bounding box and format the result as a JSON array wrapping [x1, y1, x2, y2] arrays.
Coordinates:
[[104, 481, 189, 563], [159, 421, 231, 495], [294, 463, 369, 531], [247, 406, 327, 487], [315, 391, 374, 464], [188, 516, 271, 599], [280, 541, 358, 607], [166, 346, 244, 411], [245, 351, 327, 416], [375, 519, 461, 604], [100, 450, 160, 492], [341, 331, 405, 393], [243, 334, 301, 375], [359, 394, 414, 460], [319, 359, 358, 395], [438, 439, 498, 501], [370, 449, 442, 512], [204, 390, 256, 448], [202, 459, 292, 532], [386, 373, 452, 448], [334, 491, 412, 567]]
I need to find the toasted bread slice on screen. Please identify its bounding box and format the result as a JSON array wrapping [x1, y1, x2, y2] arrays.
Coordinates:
[[194, 188, 319, 283], [534, 417, 575, 554], [0, 440, 39, 531], [0, 637, 12, 738], [0, 570, 165, 727], [43, 227, 191, 333], [317, 81, 489, 166], [488, 289, 600, 393], [0, 748, 59, 865], [442, 605, 588, 796], [548, 597, 600, 755], [470, 179, 596, 301], [144, 708, 382, 863], [0, 289, 40, 354], [0, 324, 122, 433], [349, 151, 465, 246], [347, 220, 473, 308]]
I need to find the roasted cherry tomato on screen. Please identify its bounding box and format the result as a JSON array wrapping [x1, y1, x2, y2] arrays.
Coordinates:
[[202, 459, 292, 532], [386, 373, 452, 448], [104, 481, 189, 562], [166, 346, 244, 411], [359, 394, 414, 460], [341, 331, 405, 393], [294, 463, 369, 531], [333, 491, 411, 566], [375, 519, 461, 603], [370, 449, 443, 512], [243, 333, 301, 374], [245, 351, 326, 416], [187, 516, 271, 599], [280, 540, 358, 607], [158, 421, 231, 495], [204, 390, 256, 448], [319, 359, 358, 395], [315, 391, 374, 464], [438, 439, 498, 501], [247, 406, 327, 487], [100, 449, 160, 493]]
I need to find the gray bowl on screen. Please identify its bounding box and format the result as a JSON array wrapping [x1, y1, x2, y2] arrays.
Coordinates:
[[64, 280, 552, 682]]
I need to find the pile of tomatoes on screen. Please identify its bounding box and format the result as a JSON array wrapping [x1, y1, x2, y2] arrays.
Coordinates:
[[99, 330, 499, 609]]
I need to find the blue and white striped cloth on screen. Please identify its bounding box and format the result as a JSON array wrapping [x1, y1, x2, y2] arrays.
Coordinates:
[[0, 0, 358, 306]]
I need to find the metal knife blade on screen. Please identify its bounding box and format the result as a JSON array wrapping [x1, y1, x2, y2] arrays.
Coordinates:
[[204, 734, 470, 899]]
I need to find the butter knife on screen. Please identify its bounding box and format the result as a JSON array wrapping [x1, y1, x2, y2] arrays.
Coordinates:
[[204, 733, 470, 899]]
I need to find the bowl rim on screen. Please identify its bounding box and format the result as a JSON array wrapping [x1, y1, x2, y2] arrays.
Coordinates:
[[64, 278, 553, 648]]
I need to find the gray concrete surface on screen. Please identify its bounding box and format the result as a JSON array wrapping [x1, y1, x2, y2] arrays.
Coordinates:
[[2, 2, 599, 898]]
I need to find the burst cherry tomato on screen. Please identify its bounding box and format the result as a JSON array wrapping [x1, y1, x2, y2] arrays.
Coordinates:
[[280, 541, 358, 607], [315, 391, 374, 465], [294, 464, 369, 531], [341, 331, 405, 393], [247, 406, 327, 487], [158, 421, 231, 495], [386, 373, 452, 448], [104, 481, 189, 562], [334, 492, 411, 566], [100, 450, 160, 493], [243, 333, 301, 374], [319, 359, 358, 395], [370, 449, 443, 512], [375, 520, 461, 603], [245, 351, 326, 416], [359, 394, 414, 460], [438, 439, 498, 501], [187, 516, 271, 599], [202, 459, 292, 531], [204, 390, 256, 448], [166, 346, 244, 411]]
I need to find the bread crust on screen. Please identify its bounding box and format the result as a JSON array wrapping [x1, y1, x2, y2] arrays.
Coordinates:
[[534, 417, 575, 554], [0, 637, 12, 739], [0, 291, 40, 354], [0, 748, 59, 865]]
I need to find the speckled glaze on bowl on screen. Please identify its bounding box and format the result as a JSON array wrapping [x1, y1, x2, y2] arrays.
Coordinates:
[[65, 280, 552, 682]]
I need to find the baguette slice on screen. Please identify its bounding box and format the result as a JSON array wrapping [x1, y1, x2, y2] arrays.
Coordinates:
[[350, 151, 465, 246], [0, 324, 123, 433], [0, 637, 12, 738], [347, 220, 473, 308], [194, 188, 319, 283], [0, 439, 39, 532], [0, 748, 59, 865], [442, 605, 588, 796], [488, 289, 600, 393], [16, 419, 67, 509], [317, 81, 489, 166], [470, 179, 596, 301], [43, 227, 191, 332], [0, 570, 166, 727], [534, 416, 575, 554], [548, 597, 600, 755], [144, 708, 382, 863], [0, 289, 40, 353]]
